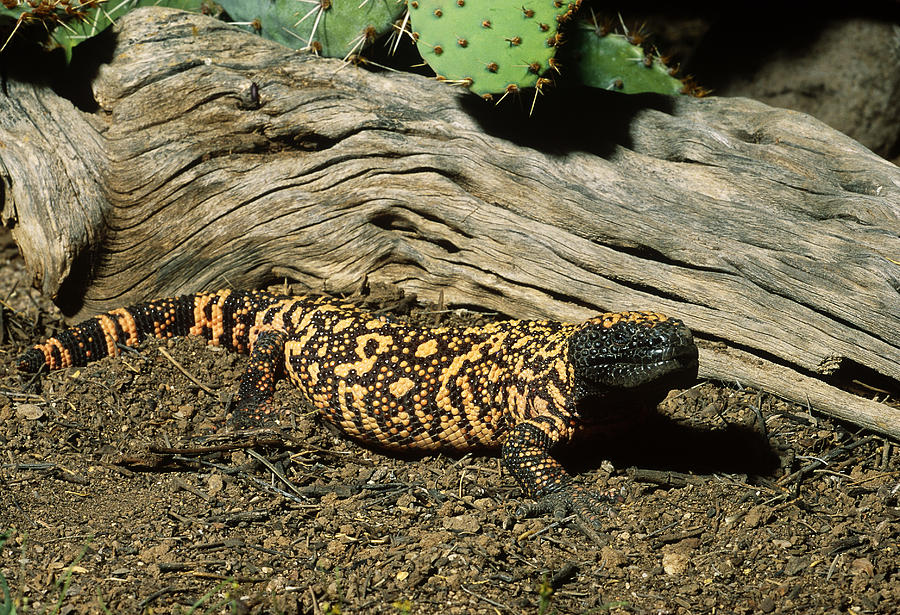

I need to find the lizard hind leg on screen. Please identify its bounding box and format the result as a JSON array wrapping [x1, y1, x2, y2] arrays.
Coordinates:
[[229, 328, 288, 428]]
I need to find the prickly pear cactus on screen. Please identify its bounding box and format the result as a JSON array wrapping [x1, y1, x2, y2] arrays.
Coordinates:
[[217, 0, 406, 58], [0, 0, 220, 61], [408, 0, 581, 98], [559, 18, 691, 96]]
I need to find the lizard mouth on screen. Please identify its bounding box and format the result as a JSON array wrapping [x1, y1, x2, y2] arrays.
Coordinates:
[[590, 343, 699, 389], [644, 340, 699, 370]]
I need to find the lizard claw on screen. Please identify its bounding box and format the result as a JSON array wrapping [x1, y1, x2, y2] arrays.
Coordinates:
[[516, 484, 624, 536]]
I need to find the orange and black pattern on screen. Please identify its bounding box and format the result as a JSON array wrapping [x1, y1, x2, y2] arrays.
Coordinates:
[[18, 289, 698, 502]]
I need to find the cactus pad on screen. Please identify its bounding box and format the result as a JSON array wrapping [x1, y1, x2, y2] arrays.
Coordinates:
[[560, 19, 688, 96], [1, 1, 220, 61], [409, 0, 581, 98], [217, 0, 405, 58]]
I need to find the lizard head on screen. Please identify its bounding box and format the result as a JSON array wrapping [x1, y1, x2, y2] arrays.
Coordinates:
[[568, 311, 698, 399]]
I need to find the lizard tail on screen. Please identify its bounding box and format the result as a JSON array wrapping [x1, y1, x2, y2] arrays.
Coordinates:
[[16, 289, 284, 373]]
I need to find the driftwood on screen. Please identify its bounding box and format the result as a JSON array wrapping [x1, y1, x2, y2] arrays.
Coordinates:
[[1, 9, 898, 436]]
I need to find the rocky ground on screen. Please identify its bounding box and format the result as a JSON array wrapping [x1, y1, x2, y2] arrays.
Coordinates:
[[1, 227, 898, 614]]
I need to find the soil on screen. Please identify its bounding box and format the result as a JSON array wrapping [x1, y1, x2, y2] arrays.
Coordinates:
[[1, 227, 898, 615]]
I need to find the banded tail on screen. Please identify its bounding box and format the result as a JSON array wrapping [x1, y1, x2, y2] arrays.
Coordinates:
[[16, 290, 285, 373]]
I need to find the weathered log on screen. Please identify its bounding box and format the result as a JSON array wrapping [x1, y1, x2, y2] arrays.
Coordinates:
[[1, 9, 898, 436]]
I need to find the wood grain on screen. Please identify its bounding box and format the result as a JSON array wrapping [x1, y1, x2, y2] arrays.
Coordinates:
[[1, 8, 897, 436]]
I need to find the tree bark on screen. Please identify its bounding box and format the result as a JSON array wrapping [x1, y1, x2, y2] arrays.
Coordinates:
[[1, 9, 898, 436]]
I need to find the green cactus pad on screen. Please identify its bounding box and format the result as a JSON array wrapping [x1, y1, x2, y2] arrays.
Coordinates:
[[409, 0, 580, 98], [217, 0, 405, 58], [1, 1, 220, 62], [560, 20, 687, 96]]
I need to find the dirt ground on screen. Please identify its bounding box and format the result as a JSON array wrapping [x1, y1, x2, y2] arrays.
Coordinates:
[[1, 225, 899, 615]]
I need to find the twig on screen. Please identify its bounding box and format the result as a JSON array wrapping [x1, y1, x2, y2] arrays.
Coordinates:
[[307, 586, 322, 615], [0, 390, 46, 399], [629, 468, 707, 488], [518, 514, 577, 541], [755, 392, 770, 442], [460, 584, 516, 613], [643, 520, 681, 540], [777, 434, 879, 487], [3, 462, 89, 485], [173, 478, 211, 502], [549, 562, 578, 588], [157, 347, 215, 394], [195, 457, 312, 505], [246, 448, 307, 500], [650, 526, 705, 547], [1, 462, 57, 471], [138, 586, 192, 609], [191, 570, 266, 583], [826, 553, 842, 581], [197, 426, 296, 442], [149, 438, 287, 456], [159, 560, 228, 572]]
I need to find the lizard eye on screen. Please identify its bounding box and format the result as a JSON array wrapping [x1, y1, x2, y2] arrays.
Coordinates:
[[610, 328, 633, 347]]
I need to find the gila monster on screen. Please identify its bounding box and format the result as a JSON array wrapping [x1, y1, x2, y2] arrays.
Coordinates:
[[17, 289, 698, 520]]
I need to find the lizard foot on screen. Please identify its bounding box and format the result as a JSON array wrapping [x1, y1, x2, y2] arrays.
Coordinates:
[[227, 396, 281, 429], [515, 484, 624, 544]]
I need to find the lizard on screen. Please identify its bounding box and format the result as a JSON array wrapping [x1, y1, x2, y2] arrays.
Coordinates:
[[16, 289, 698, 522]]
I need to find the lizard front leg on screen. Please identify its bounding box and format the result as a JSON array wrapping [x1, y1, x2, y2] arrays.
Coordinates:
[[230, 328, 288, 427], [501, 417, 571, 497], [501, 417, 619, 527]]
